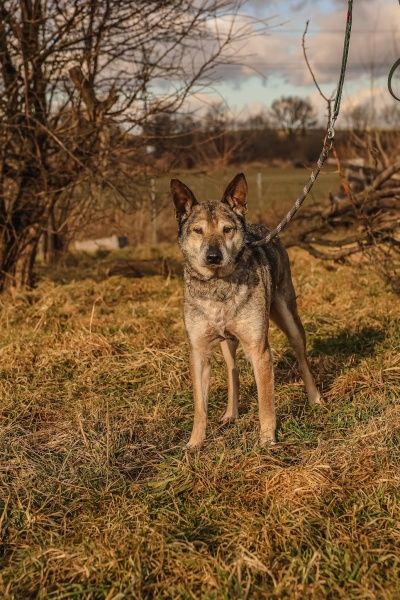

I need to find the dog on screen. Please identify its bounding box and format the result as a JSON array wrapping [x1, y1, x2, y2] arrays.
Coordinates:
[[171, 173, 321, 448]]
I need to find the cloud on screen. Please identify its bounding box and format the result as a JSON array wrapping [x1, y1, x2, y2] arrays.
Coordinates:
[[340, 85, 387, 111], [207, 0, 400, 89], [246, 0, 311, 15], [302, 1, 400, 83]]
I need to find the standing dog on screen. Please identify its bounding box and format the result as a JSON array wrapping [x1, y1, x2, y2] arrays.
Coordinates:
[[171, 173, 321, 448]]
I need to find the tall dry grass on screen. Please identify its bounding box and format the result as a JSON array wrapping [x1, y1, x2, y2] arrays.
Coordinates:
[[0, 246, 399, 599]]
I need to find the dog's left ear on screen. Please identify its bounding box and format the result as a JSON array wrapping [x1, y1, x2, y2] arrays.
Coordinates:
[[221, 173, 248, 216], [170, 179, 198, 221]]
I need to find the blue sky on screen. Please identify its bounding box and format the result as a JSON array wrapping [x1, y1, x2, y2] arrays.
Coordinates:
[[190, 0, 400, 124]]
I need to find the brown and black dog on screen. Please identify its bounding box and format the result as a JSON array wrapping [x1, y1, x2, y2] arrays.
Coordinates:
[[171, 173, 321, 448]]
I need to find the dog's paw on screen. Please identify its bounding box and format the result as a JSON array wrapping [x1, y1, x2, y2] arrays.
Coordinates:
[[309, 391, 323, 406], [220, 411, 238, 425], [259, 431, 277, 447], [186, 437, 204, 450]]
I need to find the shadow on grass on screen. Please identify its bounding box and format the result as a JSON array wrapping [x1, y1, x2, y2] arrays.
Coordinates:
[[271, 326, 387, 421], [274, 326, 386, 386], [311, 326, 386, 359]]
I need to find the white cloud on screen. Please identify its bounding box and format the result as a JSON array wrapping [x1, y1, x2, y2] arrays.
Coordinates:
[[206, 0, 399, 89], [303, 1, 400, 84]]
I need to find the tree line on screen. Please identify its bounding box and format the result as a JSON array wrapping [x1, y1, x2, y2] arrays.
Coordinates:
[[142, 98, 327, 170], [141, 97, 400, 170]]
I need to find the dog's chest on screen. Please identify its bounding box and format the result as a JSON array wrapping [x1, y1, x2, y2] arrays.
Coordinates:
[[205, 302, 231, 336], [184, 261, 270, 340], [189, 282, 252, 337]]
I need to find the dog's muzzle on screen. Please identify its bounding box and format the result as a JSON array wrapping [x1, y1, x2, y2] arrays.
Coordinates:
[[205, 245, 223, 266]]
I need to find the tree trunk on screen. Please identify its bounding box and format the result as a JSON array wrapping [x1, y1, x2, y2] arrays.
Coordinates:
[[0, 228, 40, 292], [43, 230, 65, 265], [42, 207, 68, 265]]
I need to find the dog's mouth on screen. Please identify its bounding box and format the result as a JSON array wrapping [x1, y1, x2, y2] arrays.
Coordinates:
[[201, 259, 236, 278]]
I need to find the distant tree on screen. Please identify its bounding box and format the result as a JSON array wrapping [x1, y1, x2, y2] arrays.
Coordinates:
[[345, 104, 370, 132], [270, 96, 317, 139], [241, 112, 270, 131], [381, 105, 400, 128], [200, 103, 242, 170], [203, 103, 232, 134], [142, 114, 177, 159], [143, 113, 198, 167]]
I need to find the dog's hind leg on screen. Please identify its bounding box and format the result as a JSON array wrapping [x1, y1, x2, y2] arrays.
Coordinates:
[[271, 295, 321, 405], [220, 338, 239, 424]]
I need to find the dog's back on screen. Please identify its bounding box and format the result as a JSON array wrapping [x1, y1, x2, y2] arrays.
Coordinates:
[[244, 223, 294, 304]]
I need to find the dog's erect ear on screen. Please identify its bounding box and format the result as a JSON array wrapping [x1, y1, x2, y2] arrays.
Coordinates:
[[221, 173, 248, 216], [170, 179, 198, 221]]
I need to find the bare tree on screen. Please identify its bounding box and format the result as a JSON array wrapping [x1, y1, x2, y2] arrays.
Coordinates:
[[0, 0, 256, 291], [270, 96, 317, 139], [344, 103, 370, 132]]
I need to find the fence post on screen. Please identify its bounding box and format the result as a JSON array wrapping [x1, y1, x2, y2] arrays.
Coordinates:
[[256, 172, 262, 202], [150, 177, 157, 244]]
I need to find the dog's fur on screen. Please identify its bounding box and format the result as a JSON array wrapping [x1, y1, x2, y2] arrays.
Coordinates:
[[171, 173, 321, 448]]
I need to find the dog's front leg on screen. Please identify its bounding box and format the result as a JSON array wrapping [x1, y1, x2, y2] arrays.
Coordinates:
[[220, 338, 239, 423], [253, 345, 276, 446], [242, 339, 276, 446], [187, 345, 211, 448]]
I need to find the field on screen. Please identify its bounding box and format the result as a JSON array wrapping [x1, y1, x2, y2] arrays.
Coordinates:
[[0, 168, 399, 599], [86, 165, 339, 246]]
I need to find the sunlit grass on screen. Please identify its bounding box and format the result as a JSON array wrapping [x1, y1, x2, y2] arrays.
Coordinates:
[[0, 241, 399, 598]]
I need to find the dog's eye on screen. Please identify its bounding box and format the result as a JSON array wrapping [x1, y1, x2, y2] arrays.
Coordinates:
[[223, 226, 234, 234], [192, 227, 203, 235]]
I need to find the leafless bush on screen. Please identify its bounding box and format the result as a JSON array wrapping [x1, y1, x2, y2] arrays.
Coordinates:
[[287, 130, 400, 292]]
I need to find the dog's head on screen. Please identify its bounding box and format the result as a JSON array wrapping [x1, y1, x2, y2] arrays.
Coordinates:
[[170, 173, 248, 279]]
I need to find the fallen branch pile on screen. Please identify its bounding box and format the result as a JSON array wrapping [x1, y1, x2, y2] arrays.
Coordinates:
[[287, 150, 400, 292]]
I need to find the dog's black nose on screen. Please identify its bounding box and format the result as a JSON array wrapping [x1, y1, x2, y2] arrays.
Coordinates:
[[206, 246, 223, 265]]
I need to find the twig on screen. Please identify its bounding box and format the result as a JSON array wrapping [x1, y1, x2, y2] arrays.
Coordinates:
[[302, 20, 333, 123]]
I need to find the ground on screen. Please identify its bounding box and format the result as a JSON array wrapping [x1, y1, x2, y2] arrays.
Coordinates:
[[0, 168, 399, 599]]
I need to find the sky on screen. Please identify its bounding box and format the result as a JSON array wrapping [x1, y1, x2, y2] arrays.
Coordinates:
[[188, 0, 400, 124]]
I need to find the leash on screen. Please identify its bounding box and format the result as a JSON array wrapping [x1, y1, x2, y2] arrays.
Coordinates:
[[388, 1, 400, 100], [388, 57, 400, 101], [248, 0, 353, 248]]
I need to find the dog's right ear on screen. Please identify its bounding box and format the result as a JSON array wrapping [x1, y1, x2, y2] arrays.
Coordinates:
[[170, 179, 198, 221]]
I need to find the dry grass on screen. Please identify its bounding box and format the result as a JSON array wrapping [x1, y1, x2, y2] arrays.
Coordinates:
[[0, 245, 399, 599]]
